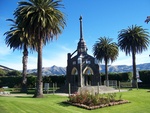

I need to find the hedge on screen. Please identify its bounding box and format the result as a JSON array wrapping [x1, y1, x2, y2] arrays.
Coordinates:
[[101, 72, 132, 84], [0, 75, 66, 88], [0, 71, 150, 88], [0, 76, 35, 88], [138, 70, 150, 87]]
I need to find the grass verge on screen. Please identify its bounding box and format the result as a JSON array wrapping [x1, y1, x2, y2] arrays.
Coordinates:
[[0, 88, 150, 113]]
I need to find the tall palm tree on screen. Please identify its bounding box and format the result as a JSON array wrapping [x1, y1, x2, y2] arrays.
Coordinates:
[[118, 25, 150, 87], [4, 19, 33, 93], [14, 0, 66, 97], [93, 37, 119, 86]]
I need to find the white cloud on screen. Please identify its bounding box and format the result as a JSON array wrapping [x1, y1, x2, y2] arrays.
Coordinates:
[[27, 56, 37, 69], [111, 57, 132, 66], [3, 62, 22, 70], [26, 51, 68, 69], [136, 52, 150, 64], [60, 45, 72, 52], [0, 46, 11, 56], [0, 57, 22, 70], [111, 50, 150, 66], [87, 49, 150, 66]]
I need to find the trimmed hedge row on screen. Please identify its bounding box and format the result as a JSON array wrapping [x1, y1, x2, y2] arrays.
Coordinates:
[[101, 70, 150, 87], [0, 75, 66, 88], [139, 70, 150, 87], [0, 70, 150, 88], [101, 72, 132, 83], [0, 76, 36, 88]]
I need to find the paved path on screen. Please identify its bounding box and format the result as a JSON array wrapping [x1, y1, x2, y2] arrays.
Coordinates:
[[0, 89, 127, 97], [50, 89, 127, 96], [0, 93, 32, 97]]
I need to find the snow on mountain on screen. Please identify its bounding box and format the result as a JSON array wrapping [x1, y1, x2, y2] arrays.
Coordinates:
[[27, 65, 66, 76], [1, 63, 150, 76], [26, 63, 150, 76]]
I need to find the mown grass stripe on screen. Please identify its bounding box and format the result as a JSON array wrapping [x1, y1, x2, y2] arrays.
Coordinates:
[[0, 89, 150, 113]]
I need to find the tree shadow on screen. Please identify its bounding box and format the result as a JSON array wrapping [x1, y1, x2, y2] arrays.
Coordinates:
[[9, 93, 33, 98], [57, 101, 72, 107], [14, 95, 33, 98]]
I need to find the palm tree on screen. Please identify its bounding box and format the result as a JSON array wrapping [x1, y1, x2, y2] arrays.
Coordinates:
[[4, 19, 33, 93], [14, 0, 66, 97], [118, 25, 150, 87], [145, 16, 150, 23], [93, 37, 119, 86]]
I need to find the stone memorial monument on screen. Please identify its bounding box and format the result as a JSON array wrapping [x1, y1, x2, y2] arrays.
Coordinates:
[[66, 16, 101, 90]]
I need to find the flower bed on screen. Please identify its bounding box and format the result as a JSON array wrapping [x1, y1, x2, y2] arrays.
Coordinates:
[[64, 91, 130, 110]]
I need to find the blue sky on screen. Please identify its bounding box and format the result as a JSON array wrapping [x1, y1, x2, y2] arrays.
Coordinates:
[[0, 0, 150, 70]]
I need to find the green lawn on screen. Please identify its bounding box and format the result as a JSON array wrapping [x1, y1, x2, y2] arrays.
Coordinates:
[[0, 89, 150, 113]]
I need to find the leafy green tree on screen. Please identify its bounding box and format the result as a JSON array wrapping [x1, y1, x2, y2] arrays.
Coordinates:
[[93, 37, 119, 86], [14, 0, 66, 97], [118, 25, 150, 87], [0, 69, 6, 76], [6, 70, 21, 76]]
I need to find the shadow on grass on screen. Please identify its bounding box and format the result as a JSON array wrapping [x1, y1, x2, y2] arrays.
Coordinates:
[[57, 101, 72, 107], [14, 95, 33, 98]]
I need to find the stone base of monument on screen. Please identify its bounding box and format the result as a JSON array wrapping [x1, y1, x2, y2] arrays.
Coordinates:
[[56, 85, 120, 94]]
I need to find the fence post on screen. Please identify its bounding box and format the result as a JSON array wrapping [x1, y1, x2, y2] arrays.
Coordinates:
[[136, 81, 138, 90], [69, 83, 71, 96], [119, 81, 120, 92], [55, 83, 57, 90], [97, 82, 99, 94], [116, 81, 117, 89], [53, 83, 55, 95]]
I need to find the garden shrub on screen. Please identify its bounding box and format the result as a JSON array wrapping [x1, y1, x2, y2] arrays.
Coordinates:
[[68, 91, 119, 106], [67, 91, 129, 110]]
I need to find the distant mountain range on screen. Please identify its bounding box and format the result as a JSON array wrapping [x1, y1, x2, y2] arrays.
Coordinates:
[[26, 63, 150, 76], [27, 65, 66, 75], [100, 63, 150, 73], [1, 63, 150, 76]]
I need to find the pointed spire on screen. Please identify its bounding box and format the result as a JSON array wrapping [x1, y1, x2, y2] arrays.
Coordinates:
[[77, 16, 87, 55], [79, 16, 83, 39]]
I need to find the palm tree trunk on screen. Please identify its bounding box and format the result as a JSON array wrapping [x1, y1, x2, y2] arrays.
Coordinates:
[[105, 58, 109, 86], [34, 30, 43, 98], [21, 45, 28, 93], [132, 50, 137, 87]]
